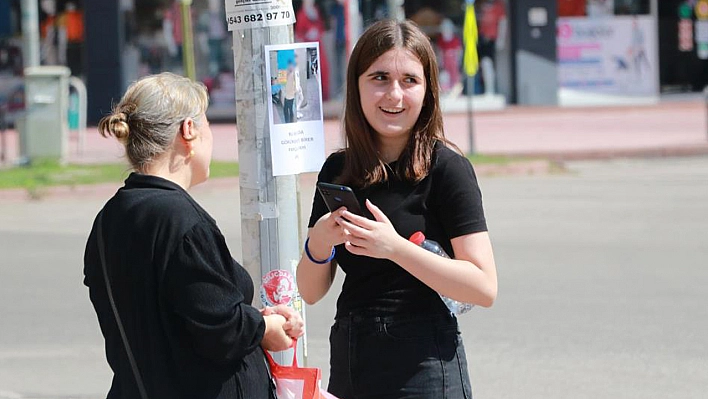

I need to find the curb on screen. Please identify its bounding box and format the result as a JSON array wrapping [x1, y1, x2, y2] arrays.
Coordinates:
[[490, 144, 708, 161], [2, 147, 707, 202], [0, 182, 122, 202], [0, 159, 561, 202]]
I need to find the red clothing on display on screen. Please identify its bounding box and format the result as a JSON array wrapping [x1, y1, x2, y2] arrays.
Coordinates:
[[58, 9, 84, 43], [40, 15, 56, 39], [437, 35, 462, 91], [478, 0, 506, 40], [165, 3, 183, 45], [295, 7, 330, 100], [558, 0, 587, 17]]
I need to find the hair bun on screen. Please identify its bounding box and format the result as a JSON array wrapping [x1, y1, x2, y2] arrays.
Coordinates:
[[109, 112, 130, 140]]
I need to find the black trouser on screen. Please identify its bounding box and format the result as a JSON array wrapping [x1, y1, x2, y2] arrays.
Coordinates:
[[328, 312, 473, 399], [283, 98, 295, 123]]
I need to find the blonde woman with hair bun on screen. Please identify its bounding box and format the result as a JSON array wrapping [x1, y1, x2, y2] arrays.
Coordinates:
[[85, 72, 303, 399]]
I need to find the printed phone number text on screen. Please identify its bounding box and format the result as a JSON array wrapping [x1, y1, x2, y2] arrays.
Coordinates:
[[227, 11, 291, 25]]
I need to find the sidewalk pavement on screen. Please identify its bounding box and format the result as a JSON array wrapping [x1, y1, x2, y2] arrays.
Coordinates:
[[1, 98, 706, 167]]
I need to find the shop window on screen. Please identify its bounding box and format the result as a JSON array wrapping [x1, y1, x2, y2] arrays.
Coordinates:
[[614, 0, 650, 15], [558, 0, 650, 17], [559, 0, 587, 17], [122, 0, 234, 108]]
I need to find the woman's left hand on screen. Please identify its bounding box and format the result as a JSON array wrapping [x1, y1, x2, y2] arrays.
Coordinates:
[[262, 305, 305, 339], [337, 200, 405, 259]]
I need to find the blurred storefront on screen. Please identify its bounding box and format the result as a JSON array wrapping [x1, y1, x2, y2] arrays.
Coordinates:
[[6, 0, 705, 125], [658, 0, 708, 93], [82, 0, 236, 123], [403, 0, 511, 102], [4, 0, 515, 122], [557, 0, 708, 104], [116, 0, 234, 116], [556, 0, 660, 105], [0, 0, 24, 118]]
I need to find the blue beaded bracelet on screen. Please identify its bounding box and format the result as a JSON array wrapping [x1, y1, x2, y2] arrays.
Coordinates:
[[304, 237, 336, 264]]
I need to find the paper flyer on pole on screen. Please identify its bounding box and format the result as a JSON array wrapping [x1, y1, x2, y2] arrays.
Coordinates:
[[224, 0, 296, 31], [264, 42, 326, 176]]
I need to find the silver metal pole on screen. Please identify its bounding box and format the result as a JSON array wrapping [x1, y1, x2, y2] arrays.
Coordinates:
[[466, 75, 475, 155], [21, 0, 40, 68], [704, 86, 708, 143], [650, 0, 660, 99], [345, 0, 360, 55], [0, 102, 6, 164], [232, 24, 304, 365]]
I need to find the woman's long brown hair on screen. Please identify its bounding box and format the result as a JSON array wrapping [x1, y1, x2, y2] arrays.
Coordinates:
[[338, 19, 456, 188]]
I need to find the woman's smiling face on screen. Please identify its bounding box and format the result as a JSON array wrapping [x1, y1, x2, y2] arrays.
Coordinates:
[[358, 48, 426, 152]]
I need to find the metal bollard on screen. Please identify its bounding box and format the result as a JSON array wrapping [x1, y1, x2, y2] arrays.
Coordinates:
[[68, 76, 87, 155]]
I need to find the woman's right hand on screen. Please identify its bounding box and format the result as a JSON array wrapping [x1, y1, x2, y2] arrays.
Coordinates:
[[296, 208, 347, 305], [261, 314, 293, 352], [262, 305, 305, 339], [308, 208, 348, 257]]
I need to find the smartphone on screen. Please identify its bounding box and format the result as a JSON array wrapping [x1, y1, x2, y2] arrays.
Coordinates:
[[316, 182, 363, 215]]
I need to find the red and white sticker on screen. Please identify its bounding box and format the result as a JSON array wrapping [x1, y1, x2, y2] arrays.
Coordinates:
[[260, 269, 296, 307]]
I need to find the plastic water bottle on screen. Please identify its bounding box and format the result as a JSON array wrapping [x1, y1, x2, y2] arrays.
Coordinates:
[[409, 231, 473, 315]]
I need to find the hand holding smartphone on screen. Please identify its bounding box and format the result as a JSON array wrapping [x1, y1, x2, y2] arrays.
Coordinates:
[[316, 182, 363, 215]]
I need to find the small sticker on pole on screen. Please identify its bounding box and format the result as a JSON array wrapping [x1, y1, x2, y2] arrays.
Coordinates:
[[224, 0, 296, 31], [261, 269, 296, 307]]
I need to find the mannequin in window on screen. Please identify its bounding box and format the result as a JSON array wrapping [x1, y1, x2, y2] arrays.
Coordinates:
[[58, 2, 84, 76], [198, 0, 227, 76], [40, 0, 58, 65], [163, 1, 184, 70], [437, 19, 462, 94], [629, 17, 649, 77], [476, 0, 507, 95], [295, 0, 330, 100], [329, 0, 346, 98]]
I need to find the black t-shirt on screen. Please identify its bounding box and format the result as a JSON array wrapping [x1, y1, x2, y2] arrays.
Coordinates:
[[308, 142, 488, 318]]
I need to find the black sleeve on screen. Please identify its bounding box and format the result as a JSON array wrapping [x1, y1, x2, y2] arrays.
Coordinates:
[[308, 152, 344, 228], [434, 153, 488, 239], [164, 221, 265, 365]]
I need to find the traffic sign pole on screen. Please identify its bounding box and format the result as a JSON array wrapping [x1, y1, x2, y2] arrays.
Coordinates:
[[229, 3, 304, 365]]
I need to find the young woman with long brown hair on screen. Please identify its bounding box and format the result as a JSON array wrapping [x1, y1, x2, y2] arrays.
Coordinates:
[[297, 20, 498, 399]]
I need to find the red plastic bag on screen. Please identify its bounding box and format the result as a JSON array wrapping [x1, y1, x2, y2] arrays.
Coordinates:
[[265, 342, 339, 399]]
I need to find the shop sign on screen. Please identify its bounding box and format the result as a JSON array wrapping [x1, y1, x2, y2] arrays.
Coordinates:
[[224, 0, 296, 31], [557, 16, 659, 96], [679, 19, 694, 52]]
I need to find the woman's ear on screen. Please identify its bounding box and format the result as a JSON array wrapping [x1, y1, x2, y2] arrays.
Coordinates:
[[180, 117, 197, 142]]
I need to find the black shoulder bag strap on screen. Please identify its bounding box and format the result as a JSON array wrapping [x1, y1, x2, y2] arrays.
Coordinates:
[[96, 213, 150, 399]]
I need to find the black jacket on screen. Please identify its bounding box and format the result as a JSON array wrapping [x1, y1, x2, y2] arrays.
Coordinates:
[[84, 173, 273, 399]]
